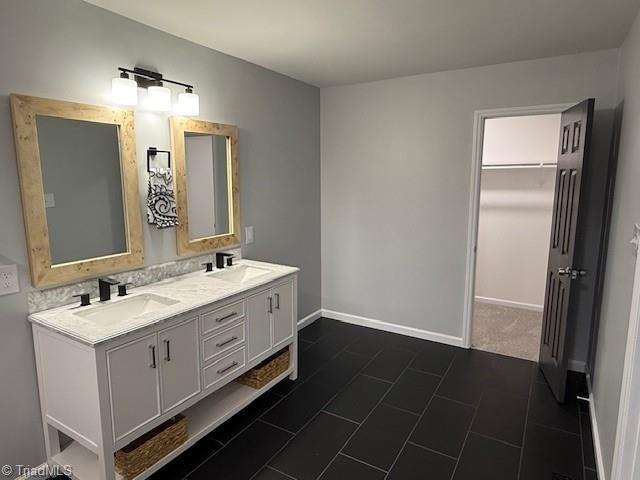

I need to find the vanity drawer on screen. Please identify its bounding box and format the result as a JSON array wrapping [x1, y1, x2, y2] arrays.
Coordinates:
[[203, 348, 246, 390], [202, 323, 245, 364], [201, 300, 245, 336]]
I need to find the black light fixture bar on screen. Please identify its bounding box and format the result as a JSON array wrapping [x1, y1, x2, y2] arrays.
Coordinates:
[[118, 67, 194, 90]]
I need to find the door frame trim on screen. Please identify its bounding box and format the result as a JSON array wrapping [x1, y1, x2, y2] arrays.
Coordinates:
[[462, 103, 574, 349], [611, 224, 640, 480]]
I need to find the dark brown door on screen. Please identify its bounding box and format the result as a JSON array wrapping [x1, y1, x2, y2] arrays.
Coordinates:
[[539, 99, 594, 403]]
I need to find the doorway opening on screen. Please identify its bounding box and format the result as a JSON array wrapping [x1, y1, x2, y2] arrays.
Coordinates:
[[472, 113, 560, 361], [463, 105, 573, 362], [464, 100, 612, 403]]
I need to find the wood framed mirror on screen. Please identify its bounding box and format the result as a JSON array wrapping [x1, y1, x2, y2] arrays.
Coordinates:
[[170, 117, 240, 256], [10, 94, 144, 288]]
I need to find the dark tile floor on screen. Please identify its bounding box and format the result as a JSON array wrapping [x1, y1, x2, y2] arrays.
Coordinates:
[[56, 318, 599, 480]]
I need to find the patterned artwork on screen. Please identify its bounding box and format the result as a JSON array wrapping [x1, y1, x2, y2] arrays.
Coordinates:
[[147, 168, 179, 228]]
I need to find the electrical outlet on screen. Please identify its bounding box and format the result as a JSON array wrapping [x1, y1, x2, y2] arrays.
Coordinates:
[[245, 226, 254, 244], [0, 264, 19, 296]]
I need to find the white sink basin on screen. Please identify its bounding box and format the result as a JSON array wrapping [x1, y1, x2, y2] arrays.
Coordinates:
[[74, 294, 179, 322], [207, 265, 271, 284]]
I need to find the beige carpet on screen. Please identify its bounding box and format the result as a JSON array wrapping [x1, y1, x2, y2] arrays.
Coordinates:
[[471, 301, 543, 361]]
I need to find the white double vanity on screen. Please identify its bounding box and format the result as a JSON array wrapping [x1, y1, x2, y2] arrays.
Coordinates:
[[10, 92, 299, 479], [30, 260, 298, 480]]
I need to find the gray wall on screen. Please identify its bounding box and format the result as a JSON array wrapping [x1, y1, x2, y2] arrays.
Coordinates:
[[476, 168, 556, 309], [475, 115, 560, 310], [592, 9, 640, 476], [321, 50, 619, 351], [0, 0, 320, 468], [38, 116, 127, 264]]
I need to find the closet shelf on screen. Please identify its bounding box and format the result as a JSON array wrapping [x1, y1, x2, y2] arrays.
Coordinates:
[[482, 162, 557, 170]]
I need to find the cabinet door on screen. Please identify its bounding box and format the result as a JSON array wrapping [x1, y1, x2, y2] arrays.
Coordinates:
[[246, 289, 272, 362], [159, 318, 201, 412], [107, 333, 161, 441], [273, 279, 295, 348]]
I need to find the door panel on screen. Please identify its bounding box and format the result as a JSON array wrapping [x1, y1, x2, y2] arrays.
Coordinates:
[[273, 279, 295, 348], [107, 333, 161, 441], [246, 289, 272, 362], [539, 99, 594, 402], [159, 318, 201, 412]]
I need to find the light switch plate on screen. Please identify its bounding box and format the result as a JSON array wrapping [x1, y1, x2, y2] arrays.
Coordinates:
[[245, 226, 254, 244], [44, 193, 56, 208], [0, 264, 19, 296]]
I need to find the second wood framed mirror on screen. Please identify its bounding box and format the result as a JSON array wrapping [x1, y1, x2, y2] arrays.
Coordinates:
[[170, 117, 240, 256]]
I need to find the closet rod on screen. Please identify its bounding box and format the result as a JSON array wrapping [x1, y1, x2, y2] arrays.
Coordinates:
[[482, 162, 557, 170]]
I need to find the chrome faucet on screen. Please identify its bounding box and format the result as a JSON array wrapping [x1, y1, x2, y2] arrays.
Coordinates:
[[98, 277, 120, 302]]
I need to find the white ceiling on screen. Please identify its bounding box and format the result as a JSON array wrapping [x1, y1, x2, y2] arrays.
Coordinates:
[[84, 0, 640, 87]]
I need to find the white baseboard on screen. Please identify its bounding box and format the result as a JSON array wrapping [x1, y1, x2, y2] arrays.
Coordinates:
[[321, 309, 464, 347], [475, 296, 543, 312], [319, 308, 589, 371], [568, 360, 586, 373], [587, 373, 608, 480], [297, 309, 321, 330]]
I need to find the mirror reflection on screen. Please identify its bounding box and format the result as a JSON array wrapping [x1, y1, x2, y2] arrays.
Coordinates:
[[36, 115, 127, 264], [184, 132, 230, 240]]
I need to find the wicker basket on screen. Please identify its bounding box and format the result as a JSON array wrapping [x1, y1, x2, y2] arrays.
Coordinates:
[[115, 414, 187, 479], [237, 348, 290, 389]]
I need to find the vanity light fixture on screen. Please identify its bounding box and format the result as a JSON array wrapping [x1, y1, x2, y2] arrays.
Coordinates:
[[176, 88, 200, 116], [146, 85, 172, 112], [111, 67, 199, 116], [111, 71, 138, 106]]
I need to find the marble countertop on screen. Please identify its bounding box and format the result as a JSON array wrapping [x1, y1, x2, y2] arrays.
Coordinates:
[[29, 259, 298, 346]]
